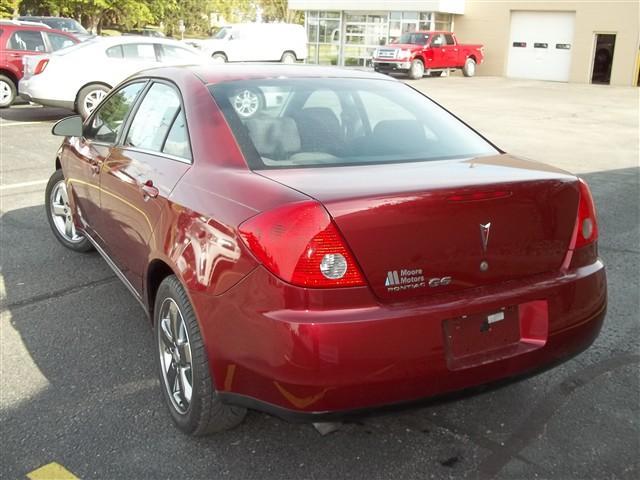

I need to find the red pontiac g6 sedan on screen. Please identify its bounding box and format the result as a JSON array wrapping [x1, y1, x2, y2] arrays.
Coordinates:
[[46, 65, 606, 434]]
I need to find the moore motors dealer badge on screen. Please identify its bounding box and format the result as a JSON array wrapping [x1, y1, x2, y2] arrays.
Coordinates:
[[385, 269, 426, 291]]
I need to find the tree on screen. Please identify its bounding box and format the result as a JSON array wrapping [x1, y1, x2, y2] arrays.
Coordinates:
[[258, 0, 303, 24], [0, 0, 18, 18]]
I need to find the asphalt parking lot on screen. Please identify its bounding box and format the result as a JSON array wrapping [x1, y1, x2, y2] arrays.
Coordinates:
[[1, 76, 638, 479]]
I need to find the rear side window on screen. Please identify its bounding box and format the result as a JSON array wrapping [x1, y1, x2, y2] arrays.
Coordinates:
[[125, 82, 190, 159], [47, 32, 75, 51], [163, 110, 191, 159], [122, 43, 157, 61], [8, 30, 46, 52], [84, 82, 145, 144], [210, 78, 497, 169], [106, 45, 123, 58], [158, 44, 199, 62], [445, 34, 455, 46]]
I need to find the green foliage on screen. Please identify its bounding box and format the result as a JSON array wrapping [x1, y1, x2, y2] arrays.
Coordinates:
[[0, 0, 19, 18], [14, 0, 304, 34], [259, 0, 303, 24]]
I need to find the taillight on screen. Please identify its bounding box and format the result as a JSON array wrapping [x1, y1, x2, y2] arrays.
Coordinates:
[[34, 59, 49, 75], [239, 201, 366, 288], [574, 178, 599, 248]]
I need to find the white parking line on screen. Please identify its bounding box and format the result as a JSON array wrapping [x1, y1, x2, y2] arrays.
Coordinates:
[[0, 121, 49, 127], [0, 179, 48, 191]]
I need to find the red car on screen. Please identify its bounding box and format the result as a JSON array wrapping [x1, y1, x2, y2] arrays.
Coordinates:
[[46, 65, 606, 434], [0, 21, 78, 107]]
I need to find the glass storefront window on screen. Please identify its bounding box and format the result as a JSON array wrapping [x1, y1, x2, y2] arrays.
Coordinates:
[[419, 12, 432, 30], [307, 22, 319, 42], [308, 44, 318, 63], [346, 14, 366, 22], [306, 10, 453, 65], [318, 44, 339, 65], [319, 19, 340, 43], [344, 46, 376, 67], [434, 12, 452, 31]]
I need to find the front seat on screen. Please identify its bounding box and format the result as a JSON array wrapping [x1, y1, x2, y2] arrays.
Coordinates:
[[293, 107, 343, 154]]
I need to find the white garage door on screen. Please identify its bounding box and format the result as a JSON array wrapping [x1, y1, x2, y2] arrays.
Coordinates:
[[506, 11, 575, 82]]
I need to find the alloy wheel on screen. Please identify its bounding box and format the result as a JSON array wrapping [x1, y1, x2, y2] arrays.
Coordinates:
[[158, 298, 193, 415], [232, 89, 260, 117], [49, 179, 83, 243], [83, 89, 107, 115], [0, 80, 13, 106]]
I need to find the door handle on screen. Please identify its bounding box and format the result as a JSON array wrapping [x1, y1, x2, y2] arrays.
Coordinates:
[[140, 180, 159, 199]]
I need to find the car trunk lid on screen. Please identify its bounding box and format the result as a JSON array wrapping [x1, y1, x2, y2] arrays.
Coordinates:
[[258, 154, 579, 302]]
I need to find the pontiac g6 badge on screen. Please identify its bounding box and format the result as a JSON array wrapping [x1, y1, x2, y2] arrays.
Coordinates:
[[480, 222, 491, 271]]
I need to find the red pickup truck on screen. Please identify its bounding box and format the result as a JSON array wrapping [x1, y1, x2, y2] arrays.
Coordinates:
[[373, 31, 484, 80]]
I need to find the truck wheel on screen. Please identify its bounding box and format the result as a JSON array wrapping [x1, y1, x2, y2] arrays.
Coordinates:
[[408, 59, 425, 80], [463, 58, 476, 77], [0, 74, 17, 108], [280, 51, 297, 64]]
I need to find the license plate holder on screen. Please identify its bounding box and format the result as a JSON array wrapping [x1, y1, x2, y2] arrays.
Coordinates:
[[443, 301, 548, 370]]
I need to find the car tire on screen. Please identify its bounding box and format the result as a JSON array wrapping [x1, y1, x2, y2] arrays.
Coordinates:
[[408, 59, 425, 80], [463, 58, 476, 77], [212, 52, 227, 63], [155, 275, 247, 435], [77, 84, 110, 119], [45, 169, 93, 252], [280, 51, 297, 64], [0, 74, 17, 108]]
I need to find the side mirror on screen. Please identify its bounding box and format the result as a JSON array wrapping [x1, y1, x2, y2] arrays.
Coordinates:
[[52, 115, 83, 137]]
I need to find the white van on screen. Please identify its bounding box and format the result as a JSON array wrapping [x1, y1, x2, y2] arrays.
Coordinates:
[[192, 23, 307, 63]]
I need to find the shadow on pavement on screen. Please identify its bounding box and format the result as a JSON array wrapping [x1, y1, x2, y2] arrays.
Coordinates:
[[0, 105, 74, 122], [0, 167, 638, 479]]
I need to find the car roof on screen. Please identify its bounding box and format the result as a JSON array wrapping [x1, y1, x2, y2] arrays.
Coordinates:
[[155, 63, 396, 85], [0, 21, 75, 36], [19, 16, 72, 20], [83, 35, 192, 47]]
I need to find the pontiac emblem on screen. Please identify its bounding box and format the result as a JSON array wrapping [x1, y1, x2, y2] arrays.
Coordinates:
[[479, 222, 491, 254]]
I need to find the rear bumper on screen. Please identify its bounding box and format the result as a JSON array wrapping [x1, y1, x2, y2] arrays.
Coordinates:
[[191, 260, 606, 417], [18, 78, 74, 110]]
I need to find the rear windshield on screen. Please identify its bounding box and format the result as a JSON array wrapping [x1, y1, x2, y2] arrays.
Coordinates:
[[209, 78, 497, 170], [42, 18, 87, 34], [52, 37, 97, 55]]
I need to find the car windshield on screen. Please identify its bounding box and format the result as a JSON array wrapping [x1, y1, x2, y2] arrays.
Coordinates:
[[397, 33, 430, 45], [212, 27, 229, 39], [42, 18, 88, 34], [209, 78, 497, 170]]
